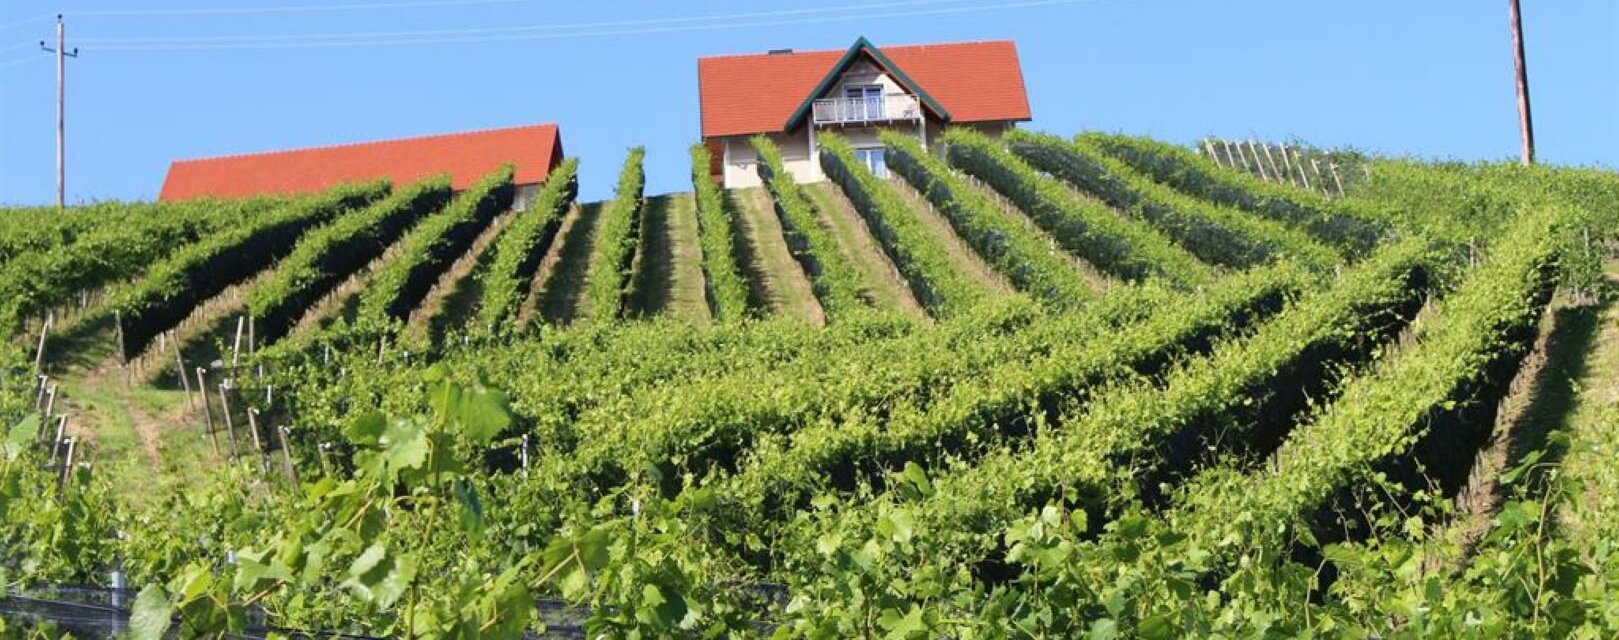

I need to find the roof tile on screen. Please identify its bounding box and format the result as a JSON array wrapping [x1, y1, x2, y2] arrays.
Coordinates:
[[698, 40, 1030, 138], [159, 123, 562, 201]]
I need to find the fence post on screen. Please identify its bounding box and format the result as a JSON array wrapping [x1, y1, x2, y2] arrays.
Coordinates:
[[33, 312, 52, 374], [231, 316, 246, 367], [245, 408, 268, 473], [196, 367, 219, 455], [218, 380, 240, 460], [173, 332, 193, 410]]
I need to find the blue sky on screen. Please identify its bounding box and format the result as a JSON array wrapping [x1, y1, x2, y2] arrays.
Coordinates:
[[0, 0, 1613, 205]]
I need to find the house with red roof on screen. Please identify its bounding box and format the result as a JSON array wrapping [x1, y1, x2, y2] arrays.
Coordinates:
[[159, 123, 564, 211], [698, 37, 1032, 189]]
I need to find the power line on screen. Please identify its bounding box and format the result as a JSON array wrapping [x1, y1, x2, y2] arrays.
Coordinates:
[[0, 55, 41, 69], [73, 0, 542, 17], [78, 0, 987, 44], [0, 14, 52, 33], [87, 0, 1111, 51]]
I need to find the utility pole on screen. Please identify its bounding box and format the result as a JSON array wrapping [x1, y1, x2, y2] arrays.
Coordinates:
[[1507, 0, 1536, 166], [40, 15, 78, 208]]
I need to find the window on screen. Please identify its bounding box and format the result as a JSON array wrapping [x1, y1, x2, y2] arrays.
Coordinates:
[[845, 85, 884, 120], [855, 147, 888, 178]]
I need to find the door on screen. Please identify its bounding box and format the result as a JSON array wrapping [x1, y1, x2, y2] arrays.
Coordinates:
[[845, 85, 884, 120]]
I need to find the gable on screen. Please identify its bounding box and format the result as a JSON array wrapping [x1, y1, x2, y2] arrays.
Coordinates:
[[698, 39, 1031, 139]]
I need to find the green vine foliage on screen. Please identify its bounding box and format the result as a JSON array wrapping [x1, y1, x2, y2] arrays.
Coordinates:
[[750, 136, 868, 319], [881, 130, 1097, 308], [478, 158, 580, 334], [578, 148, 647, 325], [688, 143, 754, 322]]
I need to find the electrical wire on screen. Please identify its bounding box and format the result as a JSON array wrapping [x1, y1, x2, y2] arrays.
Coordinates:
[[89, 0, 1111, 51], [73, 0, 543, 18], [0, 55, 40, 70], [0, 13, 51, 33], [78, 0, 978, 44]]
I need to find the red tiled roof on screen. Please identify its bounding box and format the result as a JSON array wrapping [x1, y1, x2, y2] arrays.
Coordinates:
[[698, 39, 1031, 138], [159, 124, 563, 201]]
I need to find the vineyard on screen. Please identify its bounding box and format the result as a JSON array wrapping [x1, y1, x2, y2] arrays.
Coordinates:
[[2, 129, 1619, 639]]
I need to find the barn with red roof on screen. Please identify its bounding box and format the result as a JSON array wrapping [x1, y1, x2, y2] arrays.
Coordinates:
[[159, 123, 564, 211], [698, 37, 1032, 188]]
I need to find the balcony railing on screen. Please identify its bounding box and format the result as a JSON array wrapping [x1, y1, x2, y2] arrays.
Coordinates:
[[812, 93, 922, 125]]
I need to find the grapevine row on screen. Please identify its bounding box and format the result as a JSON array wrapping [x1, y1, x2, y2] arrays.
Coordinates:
[[880, 130, 1098, 306], [942, 128, 1214, 286], [110, 182, 387, 360], [750, 136, 868, 318], [577, 148, 646, 324], [478, 159, 580, 332], [1007, 130, 1340, 270], [246, 177, 453, 347], [355, 167, 515, 335], [818, 133, 989, 317], [688, 144, 755, 322]]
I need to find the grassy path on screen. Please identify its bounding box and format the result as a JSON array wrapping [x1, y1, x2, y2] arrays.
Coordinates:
[[727, 187, 825, 325], [534, 202, 603, 326], [627, 193, 711, 324], [1553, 264, 1619, 542], [887, 177, 1016, 297], [803, 183, 926, 317]]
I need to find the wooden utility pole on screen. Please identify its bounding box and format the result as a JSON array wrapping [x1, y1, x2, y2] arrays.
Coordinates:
[[1508, 0, 1536, 165], [39, 15, 79, 208]]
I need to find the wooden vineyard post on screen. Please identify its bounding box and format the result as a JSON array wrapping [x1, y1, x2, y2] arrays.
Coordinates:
[[43, 385, 57, 423], [1259, 143, 1284, 185], [196, 367, 219, 455], [245, 408, 269, 473], [231, 316, 245, 367], [172, 332, 193, 410], [1292, 148, 1313, 191], [1246, 140, 1272, 182], [50, 416, 68, 463], [34, 375, 49, 411], [57, 437, 76, 496], [217, 380, 240, 460], [277, 425, 299, 485], [1309, 159, 1326, 195], [1328, 162, 1345, 196], [34, 312, 52, 374], [247, 316, 255, 357], [113, 311, 126, 366]]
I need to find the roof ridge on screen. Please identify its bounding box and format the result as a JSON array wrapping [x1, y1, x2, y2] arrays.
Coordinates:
[[169, 122, 558, 165], [697, 38, 1012, 61]]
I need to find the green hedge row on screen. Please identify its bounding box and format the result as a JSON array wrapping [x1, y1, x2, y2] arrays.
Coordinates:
[[688, 144, 754, 322], [578, 148, 646, 324], [1007, 130, 1339, 271], [750, 136, 867, 318], [721, 264, 1308, 526], [356, 166, 515, 334], [1080, 132, 1389, 252], [0, 197, 280, 339], [246, 176, 453, 347], [478, 159, 580, 333], [1168, 207, 1562, 580], [111, 182, 387, 360], [890, 237, 1434, 563], [943, 128, 1213, 287], [817, 133, 989, 318], [882, 130, 1096, 307]]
